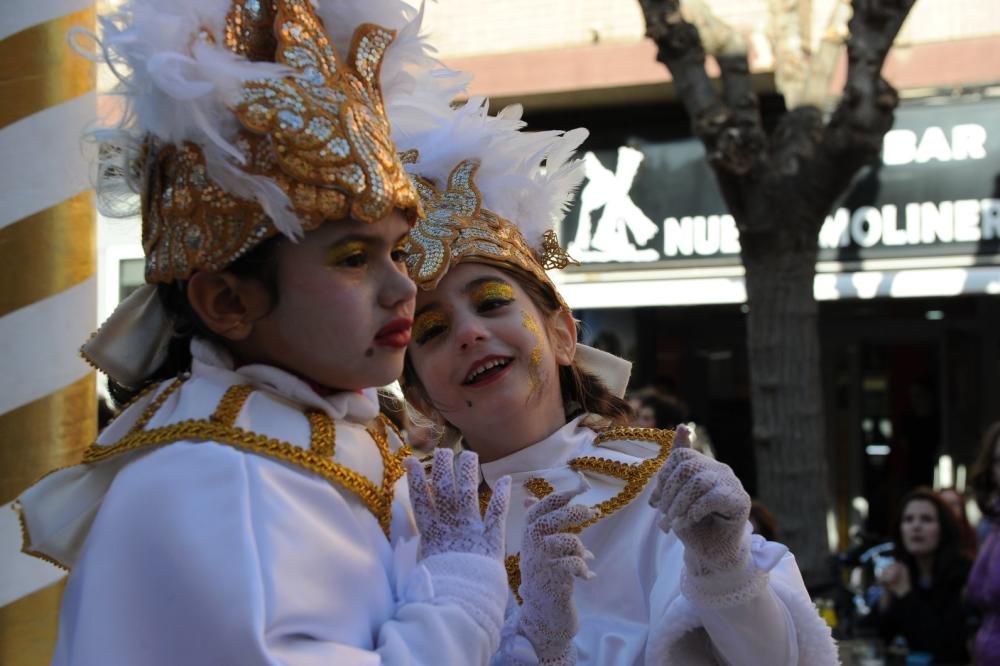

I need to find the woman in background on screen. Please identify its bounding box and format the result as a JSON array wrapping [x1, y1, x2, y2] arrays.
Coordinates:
[[873, 487, 972, 663]]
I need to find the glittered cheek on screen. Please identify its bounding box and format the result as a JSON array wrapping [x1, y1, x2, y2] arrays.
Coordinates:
[[521, 310, 544, 390]]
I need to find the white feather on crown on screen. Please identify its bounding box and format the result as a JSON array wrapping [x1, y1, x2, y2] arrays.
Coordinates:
[[398, 96, 589, 251], [87, 0, 466, 237]]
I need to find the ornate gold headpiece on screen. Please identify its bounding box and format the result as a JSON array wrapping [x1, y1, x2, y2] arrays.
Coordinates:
[[405, 159, 576, 304], [141, 0, 420, 283]]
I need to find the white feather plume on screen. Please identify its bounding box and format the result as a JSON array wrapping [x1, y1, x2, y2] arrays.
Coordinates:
[[90, 0, 300, 234], [399, 96, 589, 250]]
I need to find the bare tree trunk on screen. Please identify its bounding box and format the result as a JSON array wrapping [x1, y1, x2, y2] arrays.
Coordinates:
[[742, 230, 829, 578], [638, 0, 915, 584]]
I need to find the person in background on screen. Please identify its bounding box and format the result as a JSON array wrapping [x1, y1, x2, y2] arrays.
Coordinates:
[[939, 487, 978, 561], [872, 487, 972, 663], [750, 500, 780, 542], [966, 420, 1000, 665], [633, 393, 687, 430]]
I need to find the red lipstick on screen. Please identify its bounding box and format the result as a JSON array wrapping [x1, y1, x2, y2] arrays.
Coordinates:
[[375, 317, 412, 348]]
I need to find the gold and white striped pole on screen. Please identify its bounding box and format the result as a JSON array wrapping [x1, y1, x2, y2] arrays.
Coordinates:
[[0, 2, 96, 664]]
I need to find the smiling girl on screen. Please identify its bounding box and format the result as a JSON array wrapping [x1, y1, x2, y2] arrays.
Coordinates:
[[393, 91, 839, 663], [14, 0, 515, 663]]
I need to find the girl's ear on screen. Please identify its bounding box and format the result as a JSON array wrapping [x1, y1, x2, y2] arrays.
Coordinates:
[[547, 308, 577, 367], [187, 271, 272, 341]]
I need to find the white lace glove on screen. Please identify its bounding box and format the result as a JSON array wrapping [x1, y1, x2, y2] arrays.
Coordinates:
[[404, 449, 512, 644], [650, 425, 764, 608], [514, 481, 596, 665], [404, 449, 511, 560]]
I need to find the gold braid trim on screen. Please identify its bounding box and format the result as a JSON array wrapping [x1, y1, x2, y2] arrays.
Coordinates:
[[506, 554, 523, 604], [524, 477, 554, 499], [211, 384, 254, 427], [485, 427, 675, 601], [82, 418, 400, 537], [79, 387, 410, 539], [131, 376, 186, 431], [368, 415, 411, 499], [308, 411, 336, 458], [14, 500, 69, 571]]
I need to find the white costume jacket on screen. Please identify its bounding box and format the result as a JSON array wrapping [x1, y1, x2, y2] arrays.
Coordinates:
[[483, 416, 838, 666], [17, 340, 508, 665]]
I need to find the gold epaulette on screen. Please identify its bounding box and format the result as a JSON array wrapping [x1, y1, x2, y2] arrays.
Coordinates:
[[81, 379, 410, 538]]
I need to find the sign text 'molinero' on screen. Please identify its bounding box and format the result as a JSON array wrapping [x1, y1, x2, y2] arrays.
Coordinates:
[[563, 100, 1000, 265]]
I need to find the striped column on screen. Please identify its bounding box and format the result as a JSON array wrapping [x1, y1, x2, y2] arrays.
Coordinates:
[[0, 2, 97, 664]]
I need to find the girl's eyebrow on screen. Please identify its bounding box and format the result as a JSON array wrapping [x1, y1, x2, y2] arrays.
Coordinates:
[[327, 233, 381, 247]]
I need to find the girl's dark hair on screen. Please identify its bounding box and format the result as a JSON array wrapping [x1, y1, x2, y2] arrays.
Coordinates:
[[107, 236, 283, 407], [970, 421, 1000, 518], [891, 487, 969, 588], [401, 265, 633, 432]]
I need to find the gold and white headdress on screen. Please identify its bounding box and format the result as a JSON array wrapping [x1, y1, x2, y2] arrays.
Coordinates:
[[82, 0, 442, 386], [382, 51, 635, 396], [394, 96, 589, 307]]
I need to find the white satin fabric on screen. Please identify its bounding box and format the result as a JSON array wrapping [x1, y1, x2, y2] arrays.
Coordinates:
[[19, 339, 507, 665], [481, 417, 838, 666]]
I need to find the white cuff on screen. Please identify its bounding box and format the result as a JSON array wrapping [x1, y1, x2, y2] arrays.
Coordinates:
[[681, 534, 779, 609], [422, 552, 509, 645]]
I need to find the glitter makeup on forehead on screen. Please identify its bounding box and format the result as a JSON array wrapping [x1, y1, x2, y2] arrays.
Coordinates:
[[521, 310, 543, 394]]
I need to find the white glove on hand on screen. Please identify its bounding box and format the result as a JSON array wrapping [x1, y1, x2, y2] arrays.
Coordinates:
[[404, 450, 512, 653], [516, 481, 597, 665], [650, 426, 763, 607], [404, 449, 511, 560]]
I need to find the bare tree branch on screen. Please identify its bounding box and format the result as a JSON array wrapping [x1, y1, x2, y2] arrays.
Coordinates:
[[639, 0, 767, 182], [798, 0, 852, 109], [681, 0, 748, 56], [768, 0, 810, 108], [825, 0, 915, 161]]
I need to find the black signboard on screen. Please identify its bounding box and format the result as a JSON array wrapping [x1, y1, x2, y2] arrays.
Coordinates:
[[560, 97, 1000, 267]]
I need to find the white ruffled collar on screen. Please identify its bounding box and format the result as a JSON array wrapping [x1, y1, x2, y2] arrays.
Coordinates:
[[479, 415, 592, 488], [190, 338, 380, 425]]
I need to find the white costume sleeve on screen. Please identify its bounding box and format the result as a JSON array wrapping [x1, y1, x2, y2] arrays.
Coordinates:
[[51, 441, 507, 666], [647, 535, 838, 665]]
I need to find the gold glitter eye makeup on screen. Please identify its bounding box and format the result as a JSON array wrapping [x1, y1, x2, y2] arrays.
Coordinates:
[[471, 280, 514, 308], [413, 310, 449, 344], [326, 240, 369, 266]]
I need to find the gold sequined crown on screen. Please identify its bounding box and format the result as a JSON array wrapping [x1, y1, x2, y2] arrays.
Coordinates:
[[404, 159, 576, 304], [141, 0, 420, 283]]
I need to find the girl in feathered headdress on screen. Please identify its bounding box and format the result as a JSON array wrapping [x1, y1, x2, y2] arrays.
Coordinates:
[[14, 0, 537, 662], [395, 70, 842, 666]]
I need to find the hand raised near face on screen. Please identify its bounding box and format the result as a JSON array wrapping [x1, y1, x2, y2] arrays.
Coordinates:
[[404, 449, 511, 561], [649, 425, 752, 576]]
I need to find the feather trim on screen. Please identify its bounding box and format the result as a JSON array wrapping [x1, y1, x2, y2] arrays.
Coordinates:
[[399, 97, 589, 250]]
